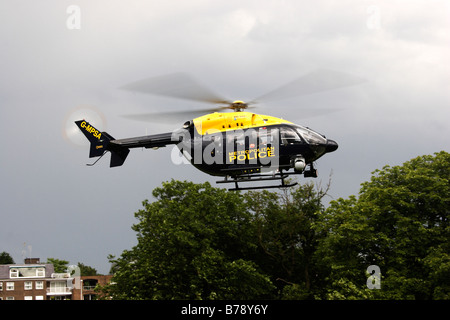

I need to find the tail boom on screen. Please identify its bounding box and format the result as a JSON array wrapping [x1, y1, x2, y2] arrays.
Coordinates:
[[74, 120, 176, 167]]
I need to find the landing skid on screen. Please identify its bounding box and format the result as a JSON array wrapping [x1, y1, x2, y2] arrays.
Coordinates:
[[216, 171, 301, 191]]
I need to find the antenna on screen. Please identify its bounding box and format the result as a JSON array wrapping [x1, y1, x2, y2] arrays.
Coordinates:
[[22, 242, 26, 260], [21, 242, 33, 261]]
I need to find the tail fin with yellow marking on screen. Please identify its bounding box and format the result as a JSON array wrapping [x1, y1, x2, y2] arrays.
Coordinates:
[[74, 120, 129, 167]]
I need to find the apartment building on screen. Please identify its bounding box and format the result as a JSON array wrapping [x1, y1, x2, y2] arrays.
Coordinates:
[[0, 258, 112, 300], [0, 258, 55, 300], [72, 275, 113, 300]]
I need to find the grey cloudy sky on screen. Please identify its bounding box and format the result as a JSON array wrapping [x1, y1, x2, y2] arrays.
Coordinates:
[[1, 0, 449, 274]]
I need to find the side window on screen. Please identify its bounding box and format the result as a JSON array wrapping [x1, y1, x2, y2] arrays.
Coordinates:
[[206, 133, 222, 146], [280, 127, 302, 145], [227, 131, 245, 147], [257, 128, 278, 146]]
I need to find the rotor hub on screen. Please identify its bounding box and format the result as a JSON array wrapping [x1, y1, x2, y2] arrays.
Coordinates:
[[230, 100, 248, 112]]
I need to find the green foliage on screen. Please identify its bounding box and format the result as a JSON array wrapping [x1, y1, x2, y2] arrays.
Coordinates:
[[247, 182, 330, 299], [46, 258, 69, 273], [44, 259, 98, 276], [318, 151, 449, 299], [104, 151, 449, 300], [0, 251, 15, 264], [78, 262, 98, 276], [105, 180, 274, 299]]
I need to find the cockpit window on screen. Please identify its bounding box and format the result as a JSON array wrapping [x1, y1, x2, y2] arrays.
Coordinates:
[[281, 127, 302, 144], [294, 125, 327, 145]]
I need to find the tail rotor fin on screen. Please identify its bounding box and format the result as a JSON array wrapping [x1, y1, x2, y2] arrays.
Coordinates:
[[74, 120, 130, 167]]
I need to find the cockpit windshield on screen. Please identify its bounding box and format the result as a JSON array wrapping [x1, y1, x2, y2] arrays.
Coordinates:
[[280, 127, 302, 144], [294, 125, 327, 145]]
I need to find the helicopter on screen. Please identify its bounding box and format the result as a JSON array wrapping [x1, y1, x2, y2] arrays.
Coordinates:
[[75, 70, 361, 190]]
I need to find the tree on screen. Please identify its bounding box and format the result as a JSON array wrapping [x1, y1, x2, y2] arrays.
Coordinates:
[[46, 258, 69, 273], [317, 151, 450, 299], [102, 151, 449, 300], [0, 252, 15, 264], [44, 259, 98, 276], [105, 180, 274, 300], [78, 262, 98, 276], [246, 181, 330, 299]]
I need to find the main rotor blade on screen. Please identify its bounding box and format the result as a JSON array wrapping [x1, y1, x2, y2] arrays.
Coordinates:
[[252, 69, 366, 103], [121, 107, 231, 123], [120, 72, 231, 105]]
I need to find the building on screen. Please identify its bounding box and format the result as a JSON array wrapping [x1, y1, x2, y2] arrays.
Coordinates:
[[0, 258, 53, 300], [0, 258, 112, 300], [72, 275, 113, 300]]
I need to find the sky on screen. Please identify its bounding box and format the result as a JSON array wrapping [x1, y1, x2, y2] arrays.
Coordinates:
[[1, 0, 449, 274]]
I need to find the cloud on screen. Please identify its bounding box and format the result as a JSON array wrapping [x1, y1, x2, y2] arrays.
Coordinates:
[[0, 0, 448, 273]]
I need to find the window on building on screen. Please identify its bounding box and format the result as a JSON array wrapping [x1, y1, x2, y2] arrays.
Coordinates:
[[6, 282, 14, 291], [25, 281, 33, 290], [49, 281, 68, 294], [35, 295, 44, 300], [6, 296, 14, 300], [36, 268, 45, 277], [0, 282, 3, 291], [10, 268, 19, 278], [24, 296, 33, 300], [9, 267, 46, 278], [36, 281, 44, 289]]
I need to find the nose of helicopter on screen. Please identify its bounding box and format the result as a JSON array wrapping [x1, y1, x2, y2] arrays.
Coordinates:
[[325, 139, 338, 153]]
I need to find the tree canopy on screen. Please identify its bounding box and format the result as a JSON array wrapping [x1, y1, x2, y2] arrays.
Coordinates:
[[0, 251, 15, 264], [104, 151, 449, 300], [319, 151, 450, 299], [45, 258, 99, 276], [107, 181, 274, 299]]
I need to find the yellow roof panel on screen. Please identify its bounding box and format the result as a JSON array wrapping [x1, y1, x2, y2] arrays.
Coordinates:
[[193, 112, 292, 135]]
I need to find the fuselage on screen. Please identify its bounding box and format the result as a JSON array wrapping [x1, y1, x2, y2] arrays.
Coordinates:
[[77, 111, 338, 176], [175, 112, 338, 177]]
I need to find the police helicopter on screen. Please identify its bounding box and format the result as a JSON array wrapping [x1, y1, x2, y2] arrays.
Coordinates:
[[75, 70, 362, 190]]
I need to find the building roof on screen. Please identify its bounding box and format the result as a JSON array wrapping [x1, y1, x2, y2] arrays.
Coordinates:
[[0, 264, 55, 279]]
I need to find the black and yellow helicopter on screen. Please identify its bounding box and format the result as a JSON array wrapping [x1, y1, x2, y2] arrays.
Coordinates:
[[75, 70, 361, 190]]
